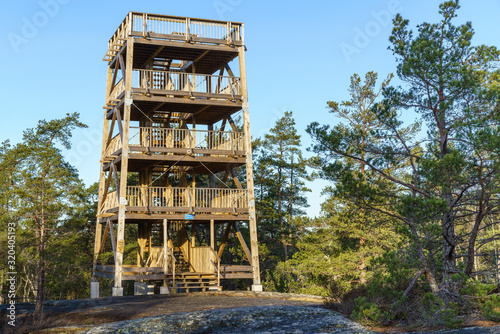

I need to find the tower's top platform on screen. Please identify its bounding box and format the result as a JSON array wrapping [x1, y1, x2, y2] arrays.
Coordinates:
[[104, 12, 244, 62]]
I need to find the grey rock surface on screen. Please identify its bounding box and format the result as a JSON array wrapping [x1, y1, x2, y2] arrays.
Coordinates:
[[82, 305, 373, 334]]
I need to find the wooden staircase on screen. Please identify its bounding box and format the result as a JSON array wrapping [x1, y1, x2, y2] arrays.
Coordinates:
[[166, 272, 220, 293]]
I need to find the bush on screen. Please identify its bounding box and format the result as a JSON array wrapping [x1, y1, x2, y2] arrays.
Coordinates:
[[351, 296, 388, 326], [480, 294, 500, 322]]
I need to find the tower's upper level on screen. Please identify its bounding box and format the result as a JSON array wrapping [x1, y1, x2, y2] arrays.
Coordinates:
[[103, 12, 244, 70]]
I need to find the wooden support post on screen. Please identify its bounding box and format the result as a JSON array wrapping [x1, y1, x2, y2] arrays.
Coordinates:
[[163, 219, 169, 290], [191, 223, 196, 246], [93, 221, 103, 277], [113, 37, 134, 296], [95, 61, 114, 279], [238, 45, 261, 288], [210, 219, 215, 273]]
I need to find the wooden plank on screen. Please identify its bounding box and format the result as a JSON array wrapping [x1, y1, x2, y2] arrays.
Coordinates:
[[95, 265, 116, 273], [94, 271, 115, 279], [220, 265, 253, 272], [122, 267, 164, 273], [122, 274, 165, 280], [220, 273, 253, 279]]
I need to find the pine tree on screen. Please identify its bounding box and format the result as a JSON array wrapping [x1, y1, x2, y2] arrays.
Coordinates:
[[253, 111, 310, 266], [0, 113, 87, 316]]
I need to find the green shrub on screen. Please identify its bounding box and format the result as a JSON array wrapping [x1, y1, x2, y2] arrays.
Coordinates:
[[439, 302, 463, 329], [460, 278, 496, 298], [421, 293, 463, 329], [351, 296, 387, 326], [480, 294, 500, 322]]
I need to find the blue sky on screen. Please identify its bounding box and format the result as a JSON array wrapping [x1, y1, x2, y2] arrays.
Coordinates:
[[1, 0, 499, 217]]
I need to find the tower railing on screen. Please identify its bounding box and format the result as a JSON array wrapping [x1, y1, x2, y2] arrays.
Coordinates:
[[103, 134, 122, 158], [126, 187, 248, 210], [131, 70, 241, 97], [105, 13, 244, 61], [129, 127, 244, 152], [130, 13, 243, 44]]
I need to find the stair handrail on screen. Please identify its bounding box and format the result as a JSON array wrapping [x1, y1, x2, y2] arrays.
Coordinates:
[[165, 245, 177, 292], [208, 246, 221, 289]]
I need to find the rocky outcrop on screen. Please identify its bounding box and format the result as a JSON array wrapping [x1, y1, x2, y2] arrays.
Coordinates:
[[82, 305, 373, 334]]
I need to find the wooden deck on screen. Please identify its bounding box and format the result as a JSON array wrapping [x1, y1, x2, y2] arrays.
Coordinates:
[[101, 187, 248, 212], [104, 12, 244, 63], [101, 127, 246, 173], [98, 187, 250, 222]]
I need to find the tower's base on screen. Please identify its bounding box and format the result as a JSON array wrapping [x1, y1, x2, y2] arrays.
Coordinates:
[[252, 285, 263, 292]]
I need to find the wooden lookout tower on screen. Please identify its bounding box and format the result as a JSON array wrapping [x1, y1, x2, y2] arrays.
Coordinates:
[[91, 12, 261, 296]]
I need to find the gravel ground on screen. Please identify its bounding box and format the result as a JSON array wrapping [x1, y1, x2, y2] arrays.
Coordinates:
[[81, 305, 373, 334]]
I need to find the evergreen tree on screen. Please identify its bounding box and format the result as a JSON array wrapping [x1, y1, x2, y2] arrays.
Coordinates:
[[253, 111, 310, 269], [307, 0, 500, 296], [282, 72, 401, 296], [0, 113, 87, 316]]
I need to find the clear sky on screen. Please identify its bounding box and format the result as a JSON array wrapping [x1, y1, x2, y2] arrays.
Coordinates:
[[1, 0, 499, 217]]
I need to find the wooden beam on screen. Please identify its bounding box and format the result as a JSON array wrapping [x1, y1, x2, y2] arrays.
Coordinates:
[[227, 116, 239, 132], [99, 220, 110, 256], [115, 108, 124, 143], [238, 45, 261, 285], [105, 111, 117, 149], [141, 45, 165, 68], [229, 167, 243, 190], [220, 118, 227, 132], [118, 54, 126, 87], [193, 50, 210, 64], [215, 67, 225, 94], [99, 168, 113, 213], [109, 59, 120, 97], [112, 163, 120, 199], [109, 220, 117, 263], [217, 222, 232, 259], [233, 222, 252, 264], [221, 170, 229, 188]]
